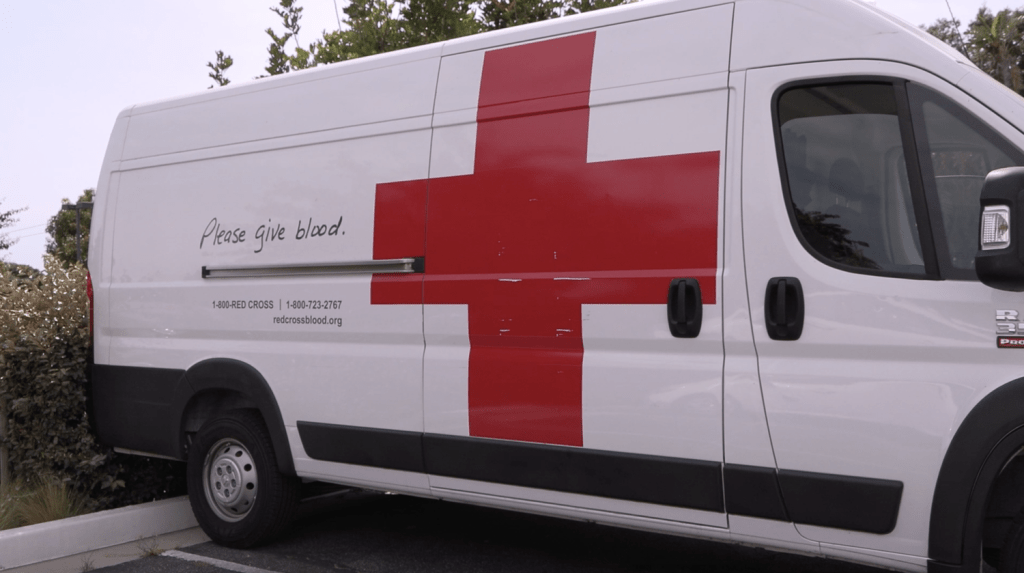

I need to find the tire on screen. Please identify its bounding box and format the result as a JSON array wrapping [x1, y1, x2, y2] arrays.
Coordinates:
[[1002, 508, 1024, 572], [187, 409, 299, 548]]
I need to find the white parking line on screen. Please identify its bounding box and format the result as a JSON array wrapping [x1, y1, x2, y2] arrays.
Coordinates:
[[161, 549, 281, 573]]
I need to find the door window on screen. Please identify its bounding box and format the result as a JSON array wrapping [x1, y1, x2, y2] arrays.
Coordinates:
[[777, 83, 927, 277], [776, 79, 1024, 280]]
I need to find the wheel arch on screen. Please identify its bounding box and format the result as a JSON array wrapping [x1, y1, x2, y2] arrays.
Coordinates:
[[172, 358, 295, 476], [929, 376, 1024, 571]]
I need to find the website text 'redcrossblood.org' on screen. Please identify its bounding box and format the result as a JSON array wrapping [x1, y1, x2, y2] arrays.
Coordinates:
[[273, 315, 343, 328]]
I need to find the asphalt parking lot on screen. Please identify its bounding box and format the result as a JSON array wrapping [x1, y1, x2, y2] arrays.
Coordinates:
[[94, 489, 890, 573]]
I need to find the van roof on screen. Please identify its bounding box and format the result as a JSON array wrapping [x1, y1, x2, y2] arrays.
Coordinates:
[[120, 0, 970, 120], [110, 0, 978, 165]]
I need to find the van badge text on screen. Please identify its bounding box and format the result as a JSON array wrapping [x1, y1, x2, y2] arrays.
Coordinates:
[[996, 310, 1024, 347]]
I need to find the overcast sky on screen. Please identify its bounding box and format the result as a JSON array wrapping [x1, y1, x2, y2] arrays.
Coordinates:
[[0, 0, 1009, 269]]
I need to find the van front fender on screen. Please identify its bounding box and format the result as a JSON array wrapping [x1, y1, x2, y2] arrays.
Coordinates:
[[929, 377, 1024, 572]]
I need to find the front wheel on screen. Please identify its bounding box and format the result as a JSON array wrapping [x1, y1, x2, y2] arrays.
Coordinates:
[[187, 409, 298, 547]]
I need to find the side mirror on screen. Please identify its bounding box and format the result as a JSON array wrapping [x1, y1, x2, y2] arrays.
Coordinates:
[[977, 167, 1024, 291]]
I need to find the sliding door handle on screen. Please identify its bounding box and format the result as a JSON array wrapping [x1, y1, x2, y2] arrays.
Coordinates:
[[668, 278, 702, 338]]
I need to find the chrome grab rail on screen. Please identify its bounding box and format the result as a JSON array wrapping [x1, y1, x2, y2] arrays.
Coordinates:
[[201, 257, 424, 279]]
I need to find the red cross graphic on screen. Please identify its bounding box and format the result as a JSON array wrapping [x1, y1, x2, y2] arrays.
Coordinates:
[[372, 32, 719, 447]]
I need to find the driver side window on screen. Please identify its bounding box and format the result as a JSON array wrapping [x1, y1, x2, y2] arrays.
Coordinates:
[[776, 79, 1024, 280], [778, 82, 927, 277]]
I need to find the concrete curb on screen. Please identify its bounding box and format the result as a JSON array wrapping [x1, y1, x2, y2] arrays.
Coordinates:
[[0, 496, 201, 571]]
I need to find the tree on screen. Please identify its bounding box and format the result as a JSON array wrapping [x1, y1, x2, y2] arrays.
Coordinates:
[[264, 0, 314, 76], [925, 8, 1024, 95], [0, 200, 26, 258], [45, 189, 93, 268], [309, 30, 354, 64], [307, 0, 405, 63], [265, 26, 294, 76], [206, 0, 637, 80], [342, 0, 405, 58], [479, 0, 561, 31], [401, 0, 482, 48], [564, 0, 632, 16], [968, 8, 1024, 94], [925, 17, 968, 57], [206, 50, 234, 88]]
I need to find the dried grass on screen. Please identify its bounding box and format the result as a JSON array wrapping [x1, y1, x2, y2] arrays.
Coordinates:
[[16, 478, 90, 526], [0, 477, 89, 530]]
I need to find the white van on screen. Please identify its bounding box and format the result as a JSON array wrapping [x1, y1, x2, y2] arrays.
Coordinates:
[[87, 0, 1024, 570]]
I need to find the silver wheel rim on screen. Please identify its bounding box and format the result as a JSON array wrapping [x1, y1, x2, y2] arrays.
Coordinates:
[[202, 438, 258, 522]]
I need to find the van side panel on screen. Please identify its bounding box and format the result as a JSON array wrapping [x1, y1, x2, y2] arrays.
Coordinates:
[[86, 1, 1023, 571], [98, 58, 439, 493], [422, 5, 732, 527]]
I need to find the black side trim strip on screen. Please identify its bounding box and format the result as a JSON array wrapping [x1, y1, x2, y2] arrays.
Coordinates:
[[297, 422, 425, 473], [724, 464, 789, 521], [778, 469, 903, 534], [423, 433, 725, 512], [295, 421, 723, 511], [296, 421, 902, 530]]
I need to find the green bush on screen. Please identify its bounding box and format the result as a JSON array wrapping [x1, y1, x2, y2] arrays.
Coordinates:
[[0, 259, 185, 513]]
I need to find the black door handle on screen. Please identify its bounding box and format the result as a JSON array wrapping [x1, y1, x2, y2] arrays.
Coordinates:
[[667, 278, 702, 338], [765, 277, 804, 341]]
